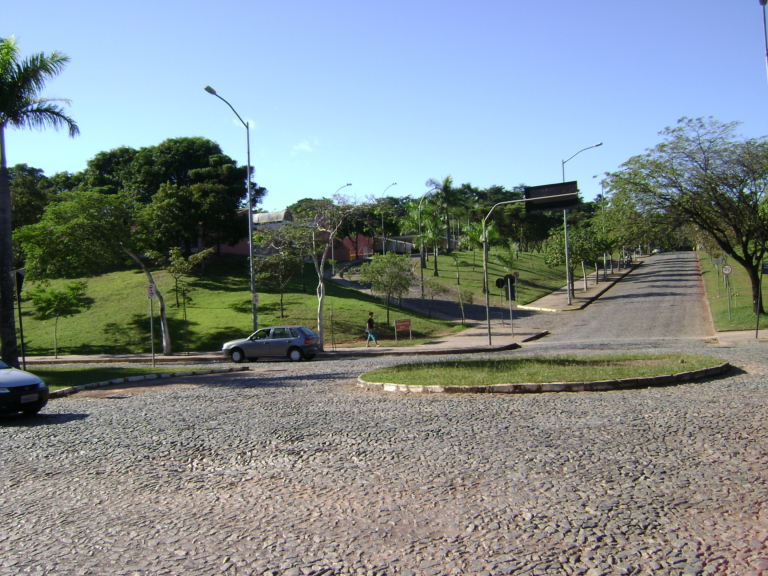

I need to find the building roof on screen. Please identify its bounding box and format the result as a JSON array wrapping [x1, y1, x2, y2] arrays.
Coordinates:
[[252, 210, 293, 225]]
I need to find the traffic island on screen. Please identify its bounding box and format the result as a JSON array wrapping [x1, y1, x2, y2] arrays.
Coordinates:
[[357, 355, 731, 394]]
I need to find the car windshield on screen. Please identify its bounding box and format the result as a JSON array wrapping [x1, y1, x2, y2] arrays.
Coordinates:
[[0, 360, 8, 369]]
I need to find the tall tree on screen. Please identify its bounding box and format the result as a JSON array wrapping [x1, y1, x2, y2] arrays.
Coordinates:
[[28, 281, 92, 358], [16, 192, 175, 355], [0, 37, 79, 367], [426, 175, 462, 251], [605, 117, 768, 314]]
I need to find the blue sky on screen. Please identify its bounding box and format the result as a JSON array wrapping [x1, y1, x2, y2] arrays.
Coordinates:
[[5, 1, 768, 210]]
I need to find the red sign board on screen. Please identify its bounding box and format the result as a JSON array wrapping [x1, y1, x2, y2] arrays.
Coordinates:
[[395, 319, 411, 331]]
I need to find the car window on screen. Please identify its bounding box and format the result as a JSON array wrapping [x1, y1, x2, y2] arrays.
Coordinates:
[[272, 328, 291, 339], [289, 328, 299, 338], [300, 327, 318, 338], [251, 329, 271, 341], [0, 359, 8, 369]]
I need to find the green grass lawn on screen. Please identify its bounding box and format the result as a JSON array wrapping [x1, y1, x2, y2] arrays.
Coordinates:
[[698, 251, 768, 331], [362, 354, 724, 386], [15, 256, 459, 356]]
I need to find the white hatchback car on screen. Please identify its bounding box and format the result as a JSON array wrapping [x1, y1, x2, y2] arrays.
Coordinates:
[[0, 360, 49, 416]]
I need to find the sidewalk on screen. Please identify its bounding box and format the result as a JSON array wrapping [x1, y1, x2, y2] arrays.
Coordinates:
[[517, 261, 641, 312]]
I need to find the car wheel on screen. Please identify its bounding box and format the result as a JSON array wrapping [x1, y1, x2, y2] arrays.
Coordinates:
[[230, 348, 246, 363], [304, 354, 316, 361], [288, 347, 304, 362]]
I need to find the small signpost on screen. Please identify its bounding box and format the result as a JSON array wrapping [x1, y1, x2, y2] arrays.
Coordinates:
[[722, 265, 733, 321], [395, 319, 412, 342], [147, 284, 156, 367]]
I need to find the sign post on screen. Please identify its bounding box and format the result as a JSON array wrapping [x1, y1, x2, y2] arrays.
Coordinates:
[[395, 319, 412, 342], [722, 265, 733, 321], [147, 284, 156, 367]]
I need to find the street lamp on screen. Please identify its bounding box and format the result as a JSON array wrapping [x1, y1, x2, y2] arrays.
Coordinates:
[[204, 85, 257, 332], [482, 193, 577, 345], [418, 188, 437, 299], [561, 142, 603, 305], [380, 182, 397, 255]]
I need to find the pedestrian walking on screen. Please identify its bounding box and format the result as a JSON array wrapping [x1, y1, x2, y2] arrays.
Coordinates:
[[366, 312, 381, 347]]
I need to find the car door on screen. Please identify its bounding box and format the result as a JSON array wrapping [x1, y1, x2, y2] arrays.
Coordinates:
[[245, 328, 272, 357], [269, 327, 294, 357]]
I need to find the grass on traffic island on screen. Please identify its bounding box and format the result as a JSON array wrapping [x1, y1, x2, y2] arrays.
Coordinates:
[[361, 354, 724, 387]]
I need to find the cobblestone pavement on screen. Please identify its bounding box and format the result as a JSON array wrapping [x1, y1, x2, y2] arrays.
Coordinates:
[[2, 252, 767, 575]]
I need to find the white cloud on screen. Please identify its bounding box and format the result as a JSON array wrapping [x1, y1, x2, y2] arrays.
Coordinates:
[[291, 137, 319, 156]]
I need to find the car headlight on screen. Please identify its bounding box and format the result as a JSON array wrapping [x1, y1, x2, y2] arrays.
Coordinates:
[[37, 381, 46, 389]]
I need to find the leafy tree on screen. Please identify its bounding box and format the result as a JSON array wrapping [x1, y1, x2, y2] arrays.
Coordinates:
[[145, 247, 214, 307], [605, 117, 768, 314], [282, 196, 358, 347], [0, 37, 79, 367], [253, 252, 303, 318], [28, 281, 92, 358], [423, 278, 449, 319], [359, 253, 416, 324], [15, 192, 174, 354], [456, 288, 474, 325], [9, 164, 52, 230], [426, 175, 463, 251]]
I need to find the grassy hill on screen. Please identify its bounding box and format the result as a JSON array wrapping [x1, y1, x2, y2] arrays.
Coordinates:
[[16, 256, 459, 357]]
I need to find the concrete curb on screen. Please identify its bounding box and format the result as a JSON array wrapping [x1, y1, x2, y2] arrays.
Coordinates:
[[48, 366, 251, 399], [356, 361, 731, 394], [518, 262, 642, 312], [319, 342, 521, 358]]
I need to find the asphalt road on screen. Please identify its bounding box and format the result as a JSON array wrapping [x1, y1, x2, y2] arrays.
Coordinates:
[[2, 252, 766, 576], [518, 251, 715, 347]]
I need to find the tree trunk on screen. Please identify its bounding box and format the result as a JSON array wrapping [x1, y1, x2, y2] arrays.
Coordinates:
[[0, 126, 19, 368], [316, 278, 325, 350], [582, 261, 588, 291], [121, 245, 172, 354], [54, 314, 59, 359], [746, 264, 765, 316], [433, 245, 438, 277]]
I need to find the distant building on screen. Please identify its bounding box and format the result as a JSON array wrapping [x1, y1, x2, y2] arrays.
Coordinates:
[[218, 210, 293, 255]]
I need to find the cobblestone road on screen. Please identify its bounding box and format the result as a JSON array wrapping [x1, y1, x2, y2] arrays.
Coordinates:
[[1, 253, 767, 576]]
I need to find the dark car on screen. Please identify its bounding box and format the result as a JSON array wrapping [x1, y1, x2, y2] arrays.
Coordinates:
[[222, 326, 320, 363], [0, 360, 49, 416]]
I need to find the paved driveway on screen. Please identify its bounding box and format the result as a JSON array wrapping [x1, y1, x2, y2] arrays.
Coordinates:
[[1, 253, 766, 576]]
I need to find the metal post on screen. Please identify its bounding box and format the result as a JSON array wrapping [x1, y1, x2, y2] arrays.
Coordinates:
[[757, 264, 763, 339], [564, 210, 572, 305], [508, 276, 514, 336], [204, 86, 258, 332], [483, 221, 491, 345], [149, 297, 155, 368], [14, 271, 25, 370]]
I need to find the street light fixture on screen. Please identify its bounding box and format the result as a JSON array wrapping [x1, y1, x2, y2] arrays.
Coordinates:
[[561, 142, 603, 305], [204, 85, 257, 332], [481, 193, 577, 345], [380, 182, 397, 255]]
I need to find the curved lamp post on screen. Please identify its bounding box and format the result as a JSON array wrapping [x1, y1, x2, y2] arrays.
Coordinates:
[[481, 193, 577, 345], [204, 85, 258, 331], [380, 182, 397, 255], [561, 142, 603, 305]]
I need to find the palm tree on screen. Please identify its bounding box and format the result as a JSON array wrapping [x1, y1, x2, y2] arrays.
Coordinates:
[[426, 175, 462, 252], [0, 37, 78, 366]]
